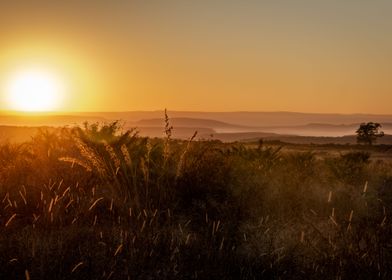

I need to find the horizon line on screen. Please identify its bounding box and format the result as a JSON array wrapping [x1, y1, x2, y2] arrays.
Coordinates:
[[1, 109, 392, 116]]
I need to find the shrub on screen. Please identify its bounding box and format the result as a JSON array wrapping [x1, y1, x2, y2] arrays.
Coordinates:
[[0, 123, 392, 279]]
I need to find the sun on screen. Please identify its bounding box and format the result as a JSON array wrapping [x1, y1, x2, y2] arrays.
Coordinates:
[[5, 68, 65, 112]]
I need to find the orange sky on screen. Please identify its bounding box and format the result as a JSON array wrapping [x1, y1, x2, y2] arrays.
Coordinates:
[[0, 0, 391, 114]]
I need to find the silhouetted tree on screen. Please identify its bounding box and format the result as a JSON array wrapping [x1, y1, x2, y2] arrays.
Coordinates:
[[356, 122, 384, 145]]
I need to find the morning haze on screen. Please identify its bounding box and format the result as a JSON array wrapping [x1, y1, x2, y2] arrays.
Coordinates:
[[1, 0, 392, 113], [2, 1, 392, 279]]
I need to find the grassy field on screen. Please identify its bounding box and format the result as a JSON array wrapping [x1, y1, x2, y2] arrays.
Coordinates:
[[1, 121, 392, 279]]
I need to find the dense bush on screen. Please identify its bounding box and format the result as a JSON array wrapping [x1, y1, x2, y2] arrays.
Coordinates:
[[0, 122, 392, 279]]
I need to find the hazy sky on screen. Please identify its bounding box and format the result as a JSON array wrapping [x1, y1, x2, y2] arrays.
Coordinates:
[[0, 0, 391, 113]]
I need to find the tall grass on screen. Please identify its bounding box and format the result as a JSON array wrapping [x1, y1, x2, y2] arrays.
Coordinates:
[[0, 121, 392, 279]]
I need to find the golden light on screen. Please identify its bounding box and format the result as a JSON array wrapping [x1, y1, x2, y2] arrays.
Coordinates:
[[5, 68, 65, 112]]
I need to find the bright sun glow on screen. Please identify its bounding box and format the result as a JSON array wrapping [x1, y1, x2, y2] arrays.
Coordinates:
[[5, 68, 64, 112]]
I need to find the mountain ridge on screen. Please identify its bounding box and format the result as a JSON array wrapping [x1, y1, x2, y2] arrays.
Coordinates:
[[1, 111, 392, 137]]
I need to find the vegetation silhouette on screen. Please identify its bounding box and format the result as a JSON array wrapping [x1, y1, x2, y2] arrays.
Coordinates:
[[356, 122, 384, 145], [0, 118, 391, 279]]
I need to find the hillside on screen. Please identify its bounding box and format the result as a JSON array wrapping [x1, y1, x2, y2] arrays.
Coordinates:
[[133, 117, 250, 129], [80, 111, 392, 127], [206, 132, 392, 145], [2, 125, 392, 145], [3, 111, 392, 126], [1, 111, 392, 140], [0, 114, 106, 126]]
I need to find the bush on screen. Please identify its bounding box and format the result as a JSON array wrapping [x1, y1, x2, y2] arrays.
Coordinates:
[[0, 123, 392, 279]]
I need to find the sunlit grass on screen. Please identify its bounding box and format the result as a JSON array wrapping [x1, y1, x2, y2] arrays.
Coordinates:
[[0, 119, 391, 279]]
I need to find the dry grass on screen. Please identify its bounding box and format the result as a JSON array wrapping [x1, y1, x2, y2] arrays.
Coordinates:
[[0, 121, 391, 279]]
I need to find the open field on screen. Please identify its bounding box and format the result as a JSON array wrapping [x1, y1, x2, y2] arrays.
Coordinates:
[[1, 122, 392, 279], [262, 142, 392, 163], [2, 0, 392, 278]]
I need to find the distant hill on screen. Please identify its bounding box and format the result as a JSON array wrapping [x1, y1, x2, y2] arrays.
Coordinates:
[[131, 117, 253, 132], [2, 125, 392, 145], [255, 123, 392, 137], [135, 127, 214, 139], [0, 126, 55, 143], [131, 118, 392, 137], [79, 111, 392, 127], [134, 117, 242, 128], [0, 114, 106, 126], [1, 111, 392, 138], [205, 132, 392, 145]]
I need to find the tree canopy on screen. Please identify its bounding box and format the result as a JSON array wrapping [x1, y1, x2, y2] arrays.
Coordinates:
[[356, 122, 384, 145]]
